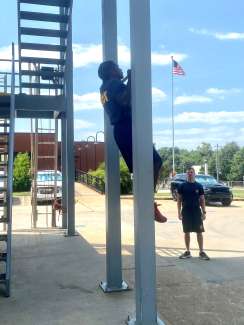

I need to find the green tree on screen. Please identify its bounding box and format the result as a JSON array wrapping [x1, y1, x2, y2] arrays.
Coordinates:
[[219, 142, 240, 180], [208, 155, 217, 178], [13, 152, 31, 192], [179, 149, 198, 172], [158, 147, 172, 179], [197, 142, 213, 161], [89, 158, 132, 194], [229, 148, 244, 181], [156, 142, 243, 182]]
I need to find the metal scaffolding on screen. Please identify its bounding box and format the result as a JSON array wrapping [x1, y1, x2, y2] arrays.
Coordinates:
[[0, 0, 75, 297], [0, 44, 15, 297], [17, 0, 75, 235]]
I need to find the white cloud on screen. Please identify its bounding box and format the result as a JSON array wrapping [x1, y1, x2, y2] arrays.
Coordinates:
[[189, 28, 244, 40], [153, 125, 244, 149], [74, 87, 167, 111], [74, 119, 95, 129], [72, 44, 102, 68], [0, 45, 16, 72], [0, 43, 187, 71], [174, 95, 212, 105], [74, 92, 102, 111], [153, 111, 244, 125], [72, 43, 187, 67], [151, 52, 187, 66], [215, 32, 244, 40], [152, 87, 167, 102], [206, 88, 242, 97], [175, 111, 244, 124]]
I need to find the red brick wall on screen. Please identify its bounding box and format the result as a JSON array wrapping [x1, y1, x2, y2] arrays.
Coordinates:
[[14, 133, 105, 172]]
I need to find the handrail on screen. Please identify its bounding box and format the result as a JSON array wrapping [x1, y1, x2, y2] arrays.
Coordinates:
[[0, 58, 20, 93], [75, 169, 105, 194], [5, 42, 16, 295], [0, 59, 19, 62]]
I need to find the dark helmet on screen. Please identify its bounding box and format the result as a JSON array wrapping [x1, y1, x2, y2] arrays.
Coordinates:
[[98, 60, 117, 80]]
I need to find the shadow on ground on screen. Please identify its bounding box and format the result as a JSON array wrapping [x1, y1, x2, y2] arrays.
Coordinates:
[[1, 230, 244, 325]]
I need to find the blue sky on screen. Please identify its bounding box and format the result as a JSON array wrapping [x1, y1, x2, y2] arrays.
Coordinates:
[[0, 0, 244, 148]]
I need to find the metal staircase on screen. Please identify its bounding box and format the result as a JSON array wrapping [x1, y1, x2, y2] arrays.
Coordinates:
[[0, 45, 15, 297], [0, 0, 75, 298], [17, 0, 72, 95], [17, 0, 73, 229]]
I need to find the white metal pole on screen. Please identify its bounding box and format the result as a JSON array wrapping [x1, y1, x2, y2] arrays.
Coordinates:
[[216, 144, 219, 182], [66, 4, 75, 236], [171, 56, 175, 175], [100, 0, 128, 293], [128, 1, 165, 324]]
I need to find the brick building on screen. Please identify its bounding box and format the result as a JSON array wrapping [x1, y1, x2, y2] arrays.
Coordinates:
[[14, 133, 105, 172]]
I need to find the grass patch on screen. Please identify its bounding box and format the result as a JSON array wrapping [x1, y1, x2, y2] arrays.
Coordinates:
[[232, 189, 244, 199], [13, 192, 30, 197], [155, 192, 172, 200]]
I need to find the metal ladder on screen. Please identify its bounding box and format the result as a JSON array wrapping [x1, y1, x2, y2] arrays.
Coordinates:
[[31, 119, 58, 228], [0, 45, 15, 297]]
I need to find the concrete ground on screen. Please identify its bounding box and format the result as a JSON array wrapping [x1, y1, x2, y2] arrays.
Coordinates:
[[0, 183, 244, 325]]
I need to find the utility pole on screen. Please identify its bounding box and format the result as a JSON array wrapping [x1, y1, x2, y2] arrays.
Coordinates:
[[216, 144, 219, 182], [204, 160, 208, 175]]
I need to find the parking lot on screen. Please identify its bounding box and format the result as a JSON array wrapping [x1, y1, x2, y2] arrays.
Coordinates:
[[1, 184, 244, 325]]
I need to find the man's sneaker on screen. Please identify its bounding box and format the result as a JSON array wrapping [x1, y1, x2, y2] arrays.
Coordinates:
[[199, 251, 210, 260], [179, 251, 191, 259], [154, 203, 167, 223]]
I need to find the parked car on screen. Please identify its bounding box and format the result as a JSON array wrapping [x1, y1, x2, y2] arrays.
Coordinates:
[[34, 170, 62, 202], [170, 173, 233, 206]]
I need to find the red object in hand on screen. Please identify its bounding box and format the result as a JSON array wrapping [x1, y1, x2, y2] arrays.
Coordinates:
[[154, 203, 167, 223], [53, 199, 62, 213]]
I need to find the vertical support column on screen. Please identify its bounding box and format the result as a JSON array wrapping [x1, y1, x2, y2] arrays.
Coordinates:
[[65, 6, 75, 236], [5, 42, 16, 297], [61, 117, 67, 229], [32, 118, 38, 228], [100, 0, 128, 292], [127, 1, 164, 324], [60, 6, 67, 230]]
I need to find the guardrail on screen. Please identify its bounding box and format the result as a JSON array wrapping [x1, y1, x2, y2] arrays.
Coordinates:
[[75, 169, 105, 194], [226, 181, 244, 188], [0, 59, 20, 94]]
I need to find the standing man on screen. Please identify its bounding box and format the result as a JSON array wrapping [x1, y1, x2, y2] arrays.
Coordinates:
[[177, 167, 210, 260], [98, 60, 167, 223]]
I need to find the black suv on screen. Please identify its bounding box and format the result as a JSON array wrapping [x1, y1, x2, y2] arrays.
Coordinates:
[[170, 173, 233, 206]]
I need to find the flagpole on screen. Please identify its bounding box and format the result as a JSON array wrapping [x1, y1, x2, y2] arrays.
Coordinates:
[[171, 55, 175, 175]]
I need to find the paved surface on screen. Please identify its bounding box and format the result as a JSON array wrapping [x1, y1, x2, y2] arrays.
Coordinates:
[[0, 183, 244, 324]]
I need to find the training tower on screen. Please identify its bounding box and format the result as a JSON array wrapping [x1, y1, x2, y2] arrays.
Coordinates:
[[0, 0, 75, 297]]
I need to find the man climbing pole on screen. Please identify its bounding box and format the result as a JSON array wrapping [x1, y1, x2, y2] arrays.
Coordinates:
[[98, 60, 167, 223]]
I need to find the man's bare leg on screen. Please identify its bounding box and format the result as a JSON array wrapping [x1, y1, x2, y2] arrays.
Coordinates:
[[185, 232, 190, 251], [197, 232, 203, 253]]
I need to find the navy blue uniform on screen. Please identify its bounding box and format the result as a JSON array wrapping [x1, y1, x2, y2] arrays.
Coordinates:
[[100, 78, 162, 187], [100, 79, 131, 125], [178, 181, 205, 233]]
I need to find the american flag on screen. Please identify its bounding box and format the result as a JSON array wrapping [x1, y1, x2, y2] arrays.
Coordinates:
[[172, 59, 185, 76]]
